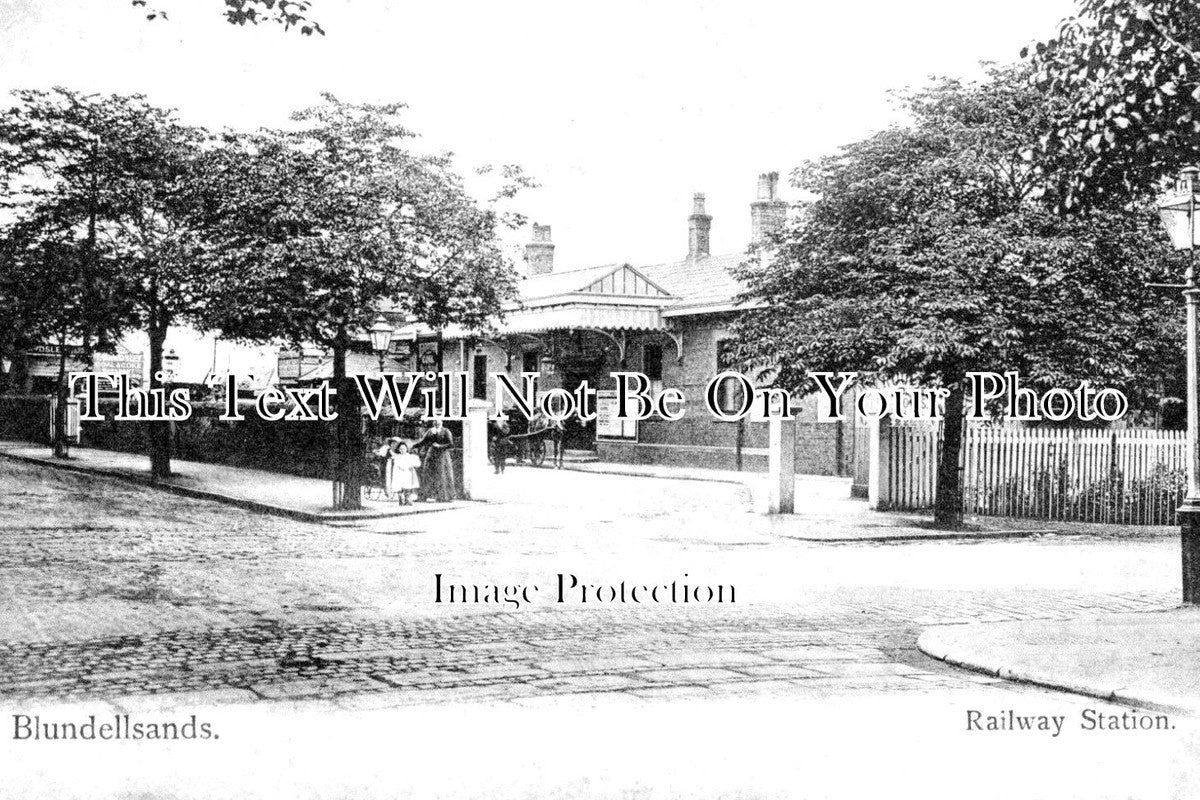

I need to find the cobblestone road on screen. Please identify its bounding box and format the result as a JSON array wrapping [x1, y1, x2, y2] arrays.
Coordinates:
[[0, 458, 1180, 707]]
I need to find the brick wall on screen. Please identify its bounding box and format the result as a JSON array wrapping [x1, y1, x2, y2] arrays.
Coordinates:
[[0, 395, 463, 484], [595, 320, 848, 475]]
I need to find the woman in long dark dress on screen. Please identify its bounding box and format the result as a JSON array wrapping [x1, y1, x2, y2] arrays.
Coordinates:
[[415, 419, 457, 502]]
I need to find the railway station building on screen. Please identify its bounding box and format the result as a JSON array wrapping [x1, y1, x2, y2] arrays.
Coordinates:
[[379, 173, 865, 479]]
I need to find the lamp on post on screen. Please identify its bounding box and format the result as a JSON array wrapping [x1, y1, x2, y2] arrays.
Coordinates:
[[1, 355, 11, 396], [368, 315, 394, 373], [1157, 165, 1200, 604]]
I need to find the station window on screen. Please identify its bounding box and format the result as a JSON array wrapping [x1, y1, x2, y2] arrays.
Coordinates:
[[522, 350, 539, 374], [473, 354, 488, 399]]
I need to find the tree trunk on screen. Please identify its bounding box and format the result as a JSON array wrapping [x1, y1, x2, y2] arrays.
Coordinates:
[[81, 163, 99, 371], [933, 379, 965, 528], [148, 323, 172, 479], [332, 325, 362, 510], [52, 333, 69, 459]]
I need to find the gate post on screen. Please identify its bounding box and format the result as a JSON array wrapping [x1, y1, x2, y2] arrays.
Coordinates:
[[768, 416, 796, 514], [868, 415, 893, 510], [461, 399, 492, 501]]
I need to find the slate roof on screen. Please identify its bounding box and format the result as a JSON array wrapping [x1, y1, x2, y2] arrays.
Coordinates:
[[382, 250, 752, 341], [516, 262, 673, 302], [637, 252, 748, 312], [516, 264, 623, 300]]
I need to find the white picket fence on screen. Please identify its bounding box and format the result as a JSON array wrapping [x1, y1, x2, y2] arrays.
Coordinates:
[[885, 424, 1187, 525]]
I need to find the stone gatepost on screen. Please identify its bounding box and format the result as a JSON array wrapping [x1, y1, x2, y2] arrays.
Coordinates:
[[767, 416, 796, 514], [461, 399, 492, 501], [867, 415, 892, 510]]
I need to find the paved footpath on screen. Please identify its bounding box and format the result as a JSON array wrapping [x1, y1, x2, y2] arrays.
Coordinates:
[[0, 440, 469, 522], [0, 456, 1180, 708], [1, 439, 1078, 539], [919, 608, 1200, 714]]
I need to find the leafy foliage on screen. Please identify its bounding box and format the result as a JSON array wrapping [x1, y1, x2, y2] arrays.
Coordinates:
[[736, 67, 1176, 396], [193, 95, 526, 507], [1024, 0, 1200, 208], [131, 0, 323, 35], [0, 88, 215, 471], [0, 89, 211, 343], [0, 217, 128, 363], [195, 95, 521, 346], [732, 65, 1181, 524]]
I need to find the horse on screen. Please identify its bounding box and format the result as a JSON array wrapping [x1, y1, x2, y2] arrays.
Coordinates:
[[530, 411, 566, 469]]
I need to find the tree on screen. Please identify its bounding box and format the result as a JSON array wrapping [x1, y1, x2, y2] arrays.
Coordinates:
[[196, 96, 525, 509], [131, 0, 323, 35], [0, 215, 130, 440], [732, 66, 1179, 527], [102, 112, 211, 479], [0, 89, 212, 475], [0, 89, 150, 457], [0, 88, 134, 371], [1024, 0, 1200, 207]]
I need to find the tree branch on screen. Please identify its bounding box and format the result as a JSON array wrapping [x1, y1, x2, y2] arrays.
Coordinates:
[[1137, 4, 1200, 66]]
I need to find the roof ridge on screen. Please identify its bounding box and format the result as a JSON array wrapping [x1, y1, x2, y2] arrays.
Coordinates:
[[521, 262, 624, 279]]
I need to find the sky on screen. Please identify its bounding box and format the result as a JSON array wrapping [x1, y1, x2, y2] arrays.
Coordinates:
[[0, 0, 1080, 275]]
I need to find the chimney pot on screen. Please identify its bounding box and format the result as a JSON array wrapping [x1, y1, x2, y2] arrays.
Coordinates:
[[756, 171, 780, 201]]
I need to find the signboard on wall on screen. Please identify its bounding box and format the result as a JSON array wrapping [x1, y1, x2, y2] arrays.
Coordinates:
[[23, 344, 87, 378], [93, 352, 144, 385], [418, 341, 440, 369], [595, 389, 637, 441]]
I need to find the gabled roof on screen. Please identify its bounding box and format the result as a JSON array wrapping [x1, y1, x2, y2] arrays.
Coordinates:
[[638, 252, 748, 313], [382, 250, 752, 341], [516, 262, 673, 303]]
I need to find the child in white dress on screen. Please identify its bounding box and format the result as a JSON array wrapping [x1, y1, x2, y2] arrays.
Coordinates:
[[391, 441, 422, 506]]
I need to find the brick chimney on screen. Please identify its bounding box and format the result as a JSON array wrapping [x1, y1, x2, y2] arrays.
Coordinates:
[[524, 223, 555, 275], [750, 172, 787, 245], [687, 193, 711, 260]]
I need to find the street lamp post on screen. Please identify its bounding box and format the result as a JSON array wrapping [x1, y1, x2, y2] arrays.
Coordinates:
[[1157, 165, 1200, 603], [368, 315, 394, 373]]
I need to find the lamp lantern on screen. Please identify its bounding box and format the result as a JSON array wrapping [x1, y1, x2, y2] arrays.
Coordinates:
[[368, 315, 395, 371], [1157, 166, 1200, 251]]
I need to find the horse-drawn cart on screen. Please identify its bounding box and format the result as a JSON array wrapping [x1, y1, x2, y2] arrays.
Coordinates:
[[490, 417, 564, 469]]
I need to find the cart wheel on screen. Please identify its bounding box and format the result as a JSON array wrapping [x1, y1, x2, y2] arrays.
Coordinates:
[[530, 440, 546, 467], [364, 463, 386, 500]]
